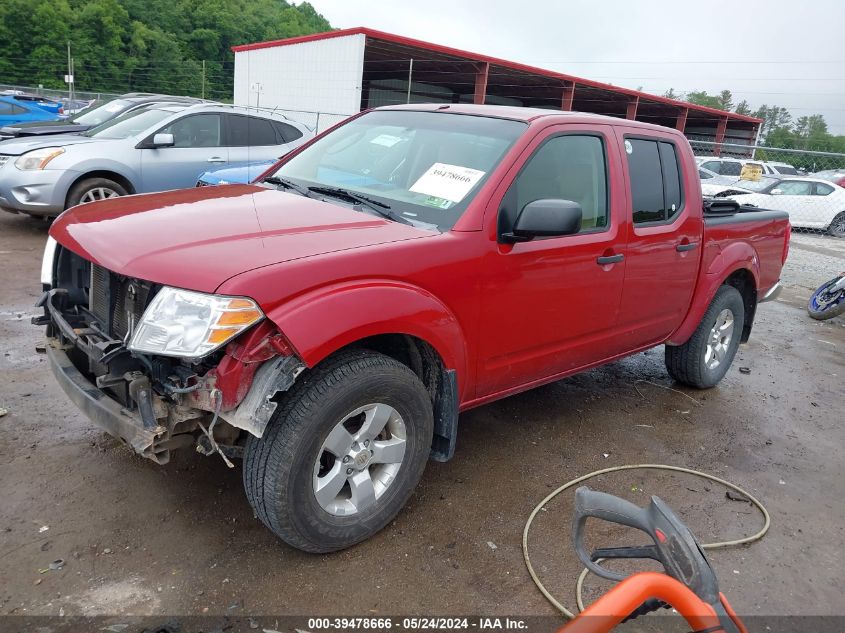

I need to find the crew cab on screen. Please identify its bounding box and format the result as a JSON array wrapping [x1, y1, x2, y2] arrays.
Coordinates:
[[37, 104, 790, 553]]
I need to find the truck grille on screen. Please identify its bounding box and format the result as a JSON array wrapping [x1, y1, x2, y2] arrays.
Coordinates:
[[89, 263, 155, 340]]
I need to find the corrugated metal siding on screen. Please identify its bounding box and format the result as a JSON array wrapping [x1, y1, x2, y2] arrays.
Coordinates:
[[234, 33, 365, 129]]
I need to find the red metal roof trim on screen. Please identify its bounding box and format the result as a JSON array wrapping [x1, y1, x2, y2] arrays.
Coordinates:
[[231, 27, 762, 124]]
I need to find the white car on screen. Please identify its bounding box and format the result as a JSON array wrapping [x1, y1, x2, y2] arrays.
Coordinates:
[[697, 156, 800, 177], [720, 177, 845, 237]]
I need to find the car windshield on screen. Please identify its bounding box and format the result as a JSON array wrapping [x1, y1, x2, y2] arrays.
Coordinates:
[[771, 165, 799, 175], [71, 98, 132, 126], [82, 107, 177, 139], [269, 110, 526, 231], [735, 176, 781, 192]]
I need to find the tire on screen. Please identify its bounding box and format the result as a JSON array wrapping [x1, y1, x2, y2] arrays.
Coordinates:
[[665, 285, 746, 389], [807, 276, 845, 321], [66, 177, 127, 209], [827, 212, 845, 238], [243, 350, 434, 552]]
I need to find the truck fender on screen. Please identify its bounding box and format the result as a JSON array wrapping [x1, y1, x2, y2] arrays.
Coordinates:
[[266, 280, 468, 390], [668, 243, 760, 346]]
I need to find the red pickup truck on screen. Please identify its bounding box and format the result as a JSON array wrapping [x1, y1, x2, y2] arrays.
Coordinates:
[[38, 104, 789, 552]]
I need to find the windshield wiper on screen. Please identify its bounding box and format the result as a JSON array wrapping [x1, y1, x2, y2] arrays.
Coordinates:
[[306, 185, 412, 226], [263, 175, 312, 198]]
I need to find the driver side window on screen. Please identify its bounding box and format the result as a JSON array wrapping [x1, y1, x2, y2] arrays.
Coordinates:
[[160, 114, 222, 148], [500, 134, 608, 235]]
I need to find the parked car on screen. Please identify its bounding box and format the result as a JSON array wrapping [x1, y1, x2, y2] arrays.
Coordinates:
[[698, 156, 799, 177], [59, 98, 95, 116], [0, 95, 61, 128], [2, 93, 64, 115], [38, 103, 790, 552], [722, 177, 845, 237], [813, 169, 845, 187], [0, 93, 204, 141], [196, 159, 275, 186], [0, 103, 311, 217]]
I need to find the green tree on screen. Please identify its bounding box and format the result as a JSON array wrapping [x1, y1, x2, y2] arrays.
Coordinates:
[[716, 90, 733, 111], [734, 100, 752, 116], [685, 90, 723, 110]]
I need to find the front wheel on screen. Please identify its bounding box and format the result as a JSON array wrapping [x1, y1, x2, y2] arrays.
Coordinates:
[[808, 275, 845, 320], [66, 177, 127, 209], [243, 350, 434, 552], [665, 285, 746, 389]]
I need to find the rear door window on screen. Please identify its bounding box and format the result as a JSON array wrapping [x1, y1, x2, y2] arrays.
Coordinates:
[[626, 138, 685, 224], [227, 115, 279, 146]]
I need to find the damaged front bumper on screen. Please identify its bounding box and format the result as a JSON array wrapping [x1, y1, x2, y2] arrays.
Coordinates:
[[46, 342, 166, 458], [38, 287, 304, 464]]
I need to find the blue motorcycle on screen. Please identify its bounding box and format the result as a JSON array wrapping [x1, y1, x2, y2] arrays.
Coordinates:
[[808, 272, 845, 320]]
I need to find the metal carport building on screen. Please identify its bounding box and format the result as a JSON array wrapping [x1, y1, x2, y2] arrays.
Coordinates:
[[232, 27, 760, 146]]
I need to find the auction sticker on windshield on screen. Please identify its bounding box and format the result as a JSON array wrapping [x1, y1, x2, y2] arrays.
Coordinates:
[[410, 163, 485, 203]]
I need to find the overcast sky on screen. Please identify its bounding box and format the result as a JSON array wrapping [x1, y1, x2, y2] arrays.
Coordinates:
[[312, 0, 845, 136]]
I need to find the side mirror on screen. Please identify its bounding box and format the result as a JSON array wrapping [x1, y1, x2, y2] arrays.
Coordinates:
[[152, 133, 174, 148], [502, 199, 583, 243]]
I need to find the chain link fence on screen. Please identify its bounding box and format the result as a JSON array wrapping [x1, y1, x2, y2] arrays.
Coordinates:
[[689, 140, 845, 238]]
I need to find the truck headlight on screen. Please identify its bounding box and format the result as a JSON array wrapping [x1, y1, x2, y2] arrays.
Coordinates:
[[128, 287, 264, 358], [15, 147, 65, 170], [40, 236, 57, 286]]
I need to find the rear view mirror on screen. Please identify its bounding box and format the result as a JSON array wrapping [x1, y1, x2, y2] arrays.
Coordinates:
[[770, 188, 783, 196], [152, 133, 174, 148], [502, 199, 583, 243]]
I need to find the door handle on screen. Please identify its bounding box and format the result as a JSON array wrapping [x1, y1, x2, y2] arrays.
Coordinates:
[[676, 242, 699, 252], [596, 254, 624, 265], [207, 157, 226, 163]]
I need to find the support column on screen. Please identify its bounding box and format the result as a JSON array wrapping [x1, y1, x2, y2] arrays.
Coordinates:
[[714, 116, 728, 156], [474, 62, 489, 105], [561, 81, 575, 111], [626, 96, 639, 120], [675, 107, 688, 132]]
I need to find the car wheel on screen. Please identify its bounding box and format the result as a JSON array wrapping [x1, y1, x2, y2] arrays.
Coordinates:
[[827, 211, 845, 238], [665, 285, 745, 389], [243, 350, 434, 552], [67, 178, 127, 209]]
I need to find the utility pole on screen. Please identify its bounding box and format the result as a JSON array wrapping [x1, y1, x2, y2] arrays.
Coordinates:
[[66, 41, 74, 102], [201, 60, 206, 99]]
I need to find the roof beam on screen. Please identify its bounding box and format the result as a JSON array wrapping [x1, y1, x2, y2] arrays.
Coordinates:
[[626, 96, 639, 120], [675, 107, 688, 132], [474, 62, 489, 105], [561, 81, 575, 111], [714, 116, 728, 156]]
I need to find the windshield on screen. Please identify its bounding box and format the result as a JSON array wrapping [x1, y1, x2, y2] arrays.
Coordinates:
[[82, 107, 177, 139], [269, 110, 526, 231], [71, 99, 131, 126], [735, 176, 780, 192]]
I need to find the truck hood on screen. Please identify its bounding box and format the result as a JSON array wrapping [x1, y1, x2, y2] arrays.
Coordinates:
[[50, 184, 433, 293], [0, 133, 106, 155]]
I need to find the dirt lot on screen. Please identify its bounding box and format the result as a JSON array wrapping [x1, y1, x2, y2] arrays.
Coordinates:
[[1, 211, 843, 625]]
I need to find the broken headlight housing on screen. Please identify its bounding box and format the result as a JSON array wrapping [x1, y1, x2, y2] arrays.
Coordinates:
[[128, 287, 264, 358]]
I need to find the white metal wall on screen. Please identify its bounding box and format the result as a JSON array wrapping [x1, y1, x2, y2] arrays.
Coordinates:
[[234, 34, 365, 132]]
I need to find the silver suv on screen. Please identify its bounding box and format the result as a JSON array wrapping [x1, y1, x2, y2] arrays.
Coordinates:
[[0, 103, 312, 217]]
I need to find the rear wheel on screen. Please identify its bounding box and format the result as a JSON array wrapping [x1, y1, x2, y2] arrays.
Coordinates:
[[243, 350, 434, 552], [665, 285, 746, 388], [827, 212, 845, 238], [66, 177, 127, 209]]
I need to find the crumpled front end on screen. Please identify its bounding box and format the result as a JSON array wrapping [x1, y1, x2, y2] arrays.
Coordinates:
[[37, 244, 303, 464]]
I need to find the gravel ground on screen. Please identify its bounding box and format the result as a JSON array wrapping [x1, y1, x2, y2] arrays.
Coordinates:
[[0, 213, 843, 628]]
